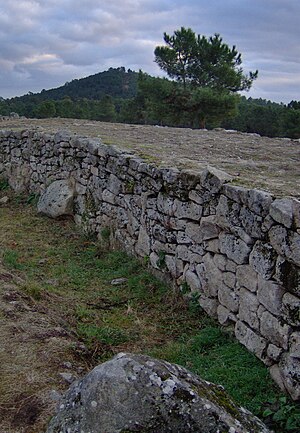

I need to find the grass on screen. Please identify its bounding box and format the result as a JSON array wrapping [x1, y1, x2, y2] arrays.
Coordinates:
[[0, 192, 298, 432]]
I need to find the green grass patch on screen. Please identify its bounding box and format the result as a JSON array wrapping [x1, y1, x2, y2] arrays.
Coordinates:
[[150, 326, 279, 414], [2, 249, 24, 270]]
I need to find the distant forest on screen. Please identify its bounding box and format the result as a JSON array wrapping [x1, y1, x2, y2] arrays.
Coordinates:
[[0, 66, 299, 139]]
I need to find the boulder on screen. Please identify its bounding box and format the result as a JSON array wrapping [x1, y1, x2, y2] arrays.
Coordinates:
[[37, 179, 75, 218], [47, 353, 270, 433]]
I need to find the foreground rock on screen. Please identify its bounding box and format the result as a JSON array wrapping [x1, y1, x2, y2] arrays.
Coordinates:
[[37, 179, 75, 218], [47, 353, 270, 433]]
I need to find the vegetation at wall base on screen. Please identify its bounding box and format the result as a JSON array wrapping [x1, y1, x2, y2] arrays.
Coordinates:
[[0, 191, 299, 432]]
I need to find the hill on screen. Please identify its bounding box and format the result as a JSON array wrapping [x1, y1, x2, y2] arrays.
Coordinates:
[[1, 67, 138, 107], [36, 67, 138, 101]]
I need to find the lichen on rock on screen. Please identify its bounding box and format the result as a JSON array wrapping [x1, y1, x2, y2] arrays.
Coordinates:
[[47, 353, 270, 433]]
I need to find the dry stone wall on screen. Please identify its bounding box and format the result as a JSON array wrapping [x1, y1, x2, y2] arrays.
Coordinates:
[[0, 128, 299, 400]]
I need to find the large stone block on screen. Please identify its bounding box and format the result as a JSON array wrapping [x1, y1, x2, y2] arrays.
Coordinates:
[[107, 173, 122, 195], [199, 215, 221, 240], [216, 194, 241, 229], [200, 166, 233, 193], [186, 222, 202, 244], [242, 189, 273, 217], [219, 233, 251, 264], [257, 275, 285, 316], [269, 225, 300, 267], [238, 288, 260, 330], [239, 206, 263, 239], [157, 192, 176, 216], [270, 198, 294, 229], [174, 199, 202, 221], [235, 321, 267, 360], [196, 253, 223, 297], [279, 354, 300, 400], [236, 265, 258, 292], [290, 332, 300, 358], [249, 241, 277, 279], [184, 269, 201, 291], [282, 292, 300, 326], [135, 226, 151, 256], [37, 179, 75, 218], [274, 256, 300, 296], [199, 296, 218, 317], [223, 271, 236, 289], [217, 304, 237, 325], [260, 310, 291, 350], [218, 284, 239, 313]]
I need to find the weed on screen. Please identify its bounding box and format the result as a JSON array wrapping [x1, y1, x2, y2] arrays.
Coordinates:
[[156, 250, 166, 269], [2, 249, 23, 270], [180, 281, 190, 295], [261, 396, 300, 432], [78, 324, 132, 346], [26, 193, 39, 205], [0, 178, 9, 190], [101, 226, 111, 241], [188, 292, 201, 314]]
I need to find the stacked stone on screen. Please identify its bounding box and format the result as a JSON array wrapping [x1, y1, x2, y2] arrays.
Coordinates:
[[0, 129, 299, 400]]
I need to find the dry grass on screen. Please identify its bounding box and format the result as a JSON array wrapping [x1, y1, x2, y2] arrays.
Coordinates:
[[0, 117, 299, 197]]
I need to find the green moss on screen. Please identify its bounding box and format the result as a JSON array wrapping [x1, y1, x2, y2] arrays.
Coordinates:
[[124, 180, 135, 194]]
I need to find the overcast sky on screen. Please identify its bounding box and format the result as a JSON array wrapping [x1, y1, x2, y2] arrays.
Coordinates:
[[0, 0, 299, 103]]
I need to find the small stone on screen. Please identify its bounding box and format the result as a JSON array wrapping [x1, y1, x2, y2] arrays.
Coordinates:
[[49, 389, 62, 402], [110, 278, 128, 286], [59, 372, 77, 384], [0, 195, 9, 204], [62, 361, 73, 369]]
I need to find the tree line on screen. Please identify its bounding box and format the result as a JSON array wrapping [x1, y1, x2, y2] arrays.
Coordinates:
[[1, 29, 299, 139]]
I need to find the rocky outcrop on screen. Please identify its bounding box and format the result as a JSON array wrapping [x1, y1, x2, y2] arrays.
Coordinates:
[[47, 353, 270, 433], [0, 129, 299, 399]]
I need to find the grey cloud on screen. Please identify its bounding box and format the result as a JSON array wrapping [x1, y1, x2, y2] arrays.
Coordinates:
[[0, 0, 299, 102]]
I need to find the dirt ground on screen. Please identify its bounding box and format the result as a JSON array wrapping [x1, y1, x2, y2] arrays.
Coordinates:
[[0, 200, 89, 433], [1, 117, 299, 198]]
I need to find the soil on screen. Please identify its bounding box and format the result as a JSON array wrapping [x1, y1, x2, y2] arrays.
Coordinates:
[[0, 270, 89, 433], [0, 199, 90, 433], [0, 117, 299, 198]]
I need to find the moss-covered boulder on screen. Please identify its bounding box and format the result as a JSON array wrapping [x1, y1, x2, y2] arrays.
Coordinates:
[[47, 353, 270, 433]]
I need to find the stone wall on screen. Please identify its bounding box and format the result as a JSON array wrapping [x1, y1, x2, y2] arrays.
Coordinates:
[[0, 129, 299, 400]]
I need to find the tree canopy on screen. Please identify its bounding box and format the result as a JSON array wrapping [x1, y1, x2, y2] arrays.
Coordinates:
[[154, 27, 258, 128], [154, 27, 258, 92]]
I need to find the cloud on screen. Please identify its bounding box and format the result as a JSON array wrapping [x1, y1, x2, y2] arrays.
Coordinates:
[[0, 0, 299, 102]]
